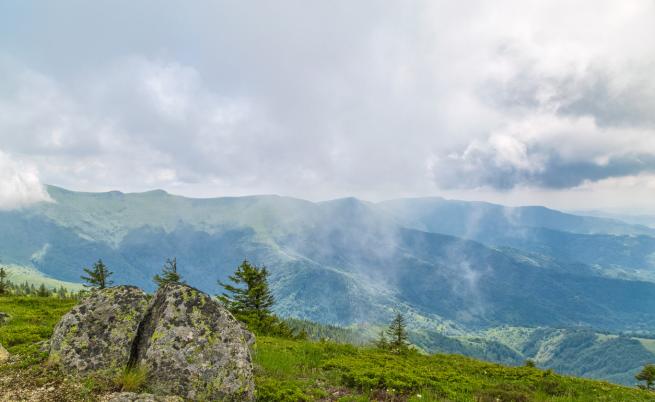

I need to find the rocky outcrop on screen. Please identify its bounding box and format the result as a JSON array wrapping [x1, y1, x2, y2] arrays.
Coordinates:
[[49, 286, 150, 375], [49, 284, 254, 401], [130, 283, 254, 401]]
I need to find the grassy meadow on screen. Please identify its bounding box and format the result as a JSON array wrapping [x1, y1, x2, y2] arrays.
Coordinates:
[[1, 296, 654, 401]]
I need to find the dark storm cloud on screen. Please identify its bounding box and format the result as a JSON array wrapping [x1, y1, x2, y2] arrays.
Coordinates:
[[435, 147, 655, 190]]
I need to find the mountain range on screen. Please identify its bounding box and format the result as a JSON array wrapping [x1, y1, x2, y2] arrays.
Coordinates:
[[2, 185, 655, 385]]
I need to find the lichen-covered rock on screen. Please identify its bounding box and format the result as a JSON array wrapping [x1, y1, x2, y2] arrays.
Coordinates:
[[239, 321, 256, 347], [132, 283, 254, 401], [49, 286, 149, 375], [101, 392, 183, 402]]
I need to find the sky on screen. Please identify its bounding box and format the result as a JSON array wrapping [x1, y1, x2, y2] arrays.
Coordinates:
[[1, 1, 655, 212]]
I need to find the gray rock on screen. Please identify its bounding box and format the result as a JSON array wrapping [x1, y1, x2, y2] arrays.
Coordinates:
[[131, 283, 254, 401], [239, 321, 256, 347], [49, 286, 149, 375], [101, 392, 183, 402], [0, 312, 9, 324]]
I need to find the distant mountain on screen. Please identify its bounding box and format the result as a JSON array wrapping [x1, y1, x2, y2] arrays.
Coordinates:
[[572, 209, 655, 229], [0, 186, 653, 332], [5, 186, 655, 384], [380, 197, 655, 282], [379, 197, 655, 237]]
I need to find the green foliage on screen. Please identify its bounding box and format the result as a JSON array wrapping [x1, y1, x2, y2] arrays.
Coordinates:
[[323, 349, 655, 401], [36, 283, 50, 297], [0, 267, 8, 295], [219, 259, 274, 320], [0, 296, 77, 356], [219, 259, 297, 338], [475, 383, 531, 402], [2, 298, 655, 401], [114, 365, 148, 392], [253, 336, 358, 401], [153, 257, 184, 288], [81, 259, 113, 289], [283, 318, 366, 344], [255, 335, 655, 402], [636, 364, 655, 390], [0, 265, 83, 297], [386, 312, 409, 353]]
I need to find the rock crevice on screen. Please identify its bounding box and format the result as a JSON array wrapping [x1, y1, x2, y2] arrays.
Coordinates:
[[50, 284, 254, 401]]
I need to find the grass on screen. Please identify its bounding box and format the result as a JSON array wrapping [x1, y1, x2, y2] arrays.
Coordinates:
[[115, 365, 148, 392], [253, 337, 655, 401], [2, 295, 655, 401], [0, 295, 77, 357]]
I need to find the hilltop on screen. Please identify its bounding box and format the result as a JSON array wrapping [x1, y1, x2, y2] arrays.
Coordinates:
[[1, 296, 654, 401]]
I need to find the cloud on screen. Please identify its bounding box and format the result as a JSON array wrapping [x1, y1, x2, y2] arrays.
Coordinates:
[[0, 1, 654, 203], [0, 150, 51, 209]]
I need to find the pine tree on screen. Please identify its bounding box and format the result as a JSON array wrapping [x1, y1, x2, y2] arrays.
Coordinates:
[[386, 312, 409, 353], [636, 364, 655, 390], [0, 267, 8, 295], [37, 283, 50, 297], [218, 260, 274, 322], [57, 285, 68, 299], [153, 257, 184, 288], [218, 259, 293, 336], [81, 259, 113, 289]]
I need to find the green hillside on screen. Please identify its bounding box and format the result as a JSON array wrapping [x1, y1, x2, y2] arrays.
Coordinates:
[[0, 264, 84, 292], [1, 296, 654, 401], [3, 186, 655, 386]]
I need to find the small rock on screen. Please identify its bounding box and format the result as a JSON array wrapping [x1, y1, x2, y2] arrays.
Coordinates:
[[0, 342, 9, 363], [49, 286, 150, 375], [0, 312, 9, 324], [101, 392, 183, 402]]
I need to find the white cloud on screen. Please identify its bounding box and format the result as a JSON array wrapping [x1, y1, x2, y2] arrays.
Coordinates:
[[0, 1, 654, 207], [0, 150, 51, 209]]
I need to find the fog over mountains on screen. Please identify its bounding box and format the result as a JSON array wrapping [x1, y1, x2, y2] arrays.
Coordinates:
[[2, 185, 655, 384], [2, 185, 655, 327]]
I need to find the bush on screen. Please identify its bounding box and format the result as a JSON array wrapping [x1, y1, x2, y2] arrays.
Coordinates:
[[537, 378, 567, 396], [255, 378, 312, 402], [475, 384, 532, 402]]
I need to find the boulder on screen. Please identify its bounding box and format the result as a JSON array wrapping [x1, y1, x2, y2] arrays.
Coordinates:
[[49, 286, 149, 375], [239, 321, 256, 347], [131, 283, 254, 401]]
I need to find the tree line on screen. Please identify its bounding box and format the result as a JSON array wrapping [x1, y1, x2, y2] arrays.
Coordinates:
[[0, 266, 80, 299]]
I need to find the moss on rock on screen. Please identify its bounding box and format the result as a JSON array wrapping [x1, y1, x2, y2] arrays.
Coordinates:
[[49, 286, 149, 375], [133, 283, 255, 401]]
